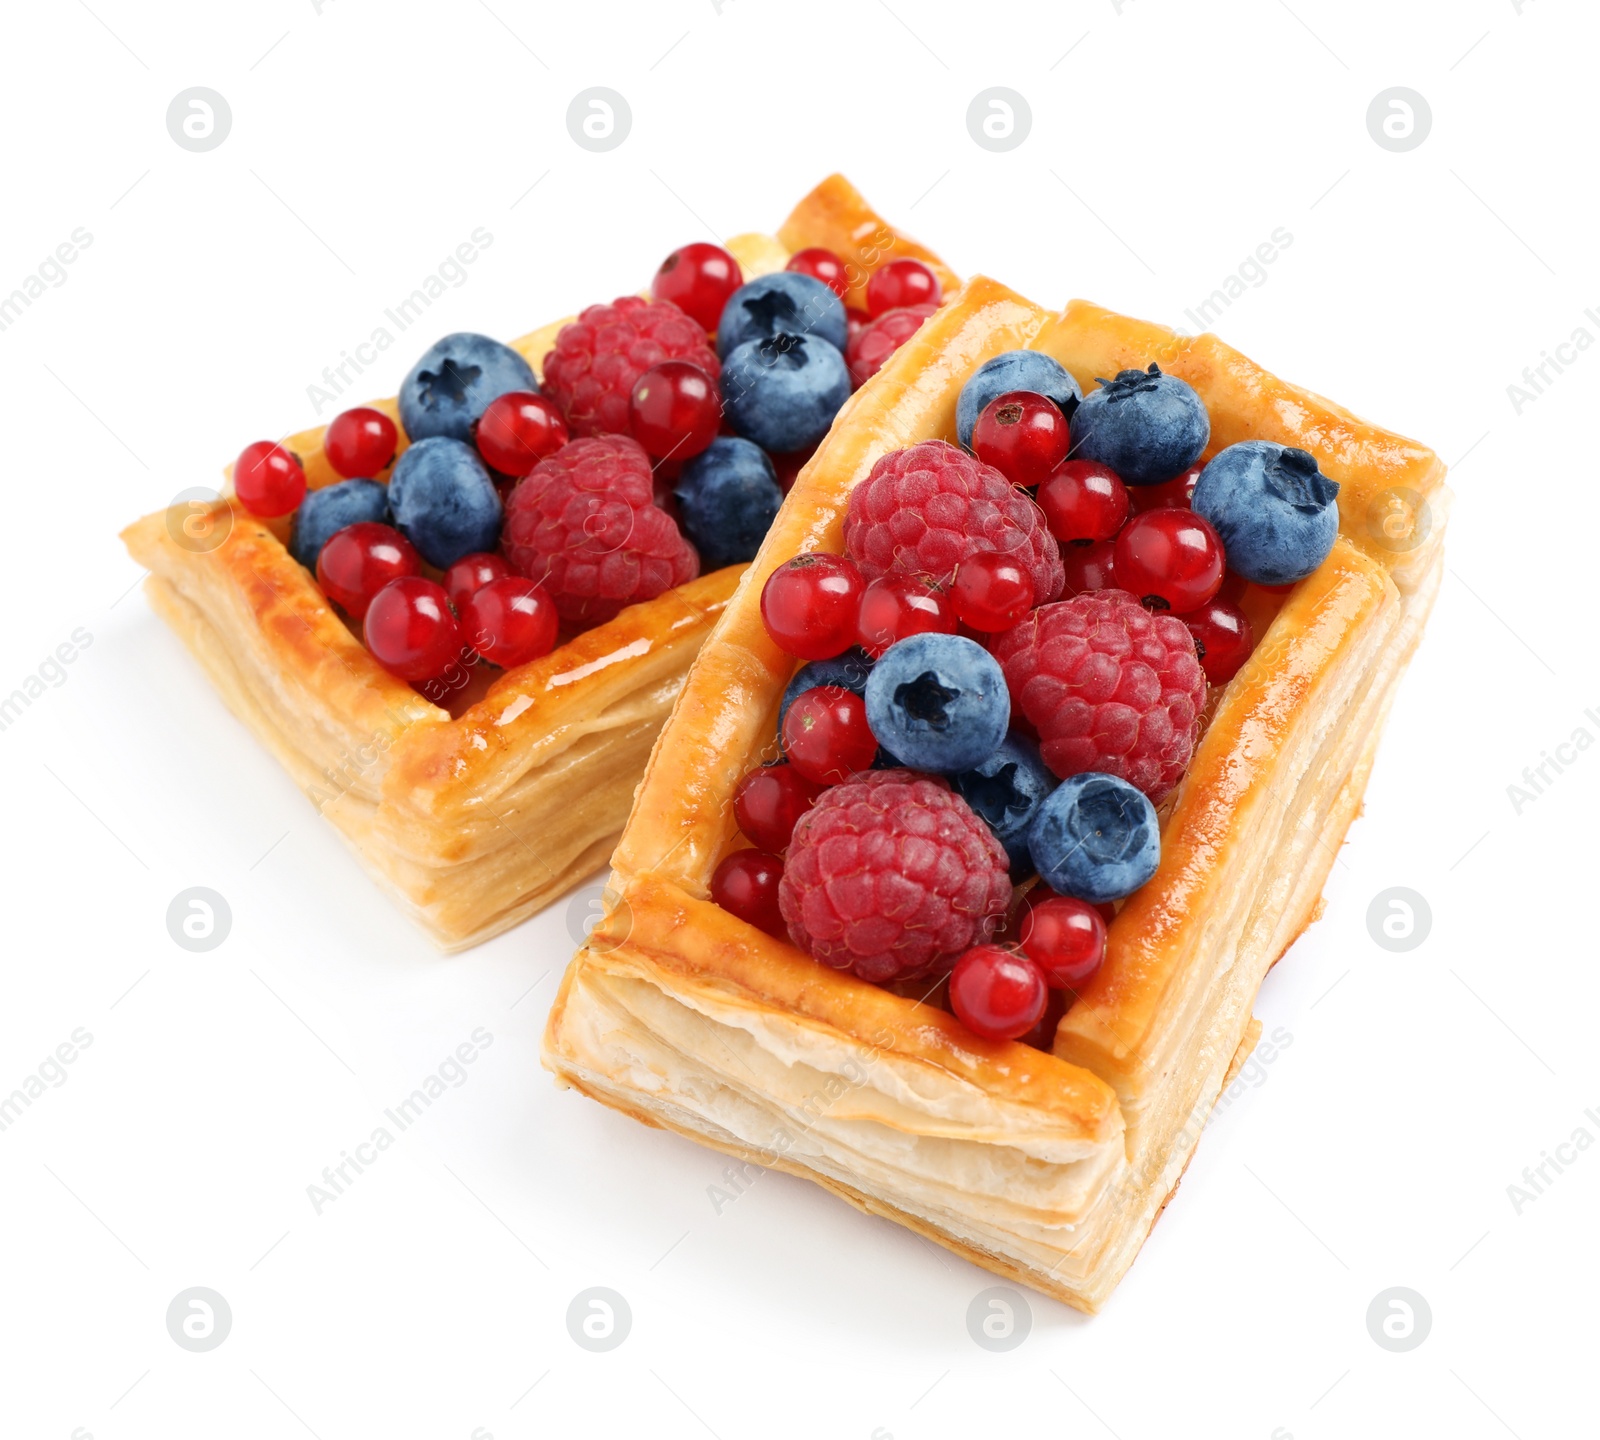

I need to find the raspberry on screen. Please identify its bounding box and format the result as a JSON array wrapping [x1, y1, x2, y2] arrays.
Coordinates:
[[778, 769, 1011, 984], [991, 589, 1206, 804], [501, 435, 698, 626], [541, 297, 721, 439], [844, 440, 1064, 604]]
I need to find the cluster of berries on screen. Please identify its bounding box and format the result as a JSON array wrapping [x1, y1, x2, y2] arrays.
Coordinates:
[[228, 243, 946, 698], [712, 349, 1342, 1047]]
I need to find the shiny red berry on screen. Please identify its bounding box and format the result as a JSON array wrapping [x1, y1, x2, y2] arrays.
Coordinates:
[[1061, 539, 1119, 595], [855, 574, 954, 658], [316, 522, 421, 618], [363, 577, 463, 683], [1128, 462, 1202, 513], [1018, 988, 1070, 1052], [443, 551, 511, 607], [733, 762, 824, 852], [460, 576, 559, 669], [786, 246, 849, 298], [846, 305, 935, 387], [234, 440, 306, 517], [1038, 460, 1129, 543], [1019, 896, 1107, 990], [475, 391, 567, 477], [1183, 599, 1255, 685], [972, 391, 1070, 488], [629, 361, 721, 460], [1113, 509, 1226, 614], [760, 553, 865, 660], [710, 849, 787, 937], [948, 946, 1048, 1042], [770, 447, 814, 494], [652, 242, 744, 332], [866, 258, 940, 318], [324, 407, 399, 479], [781, 685, 877, 785], [950, 551, 1035, 632]]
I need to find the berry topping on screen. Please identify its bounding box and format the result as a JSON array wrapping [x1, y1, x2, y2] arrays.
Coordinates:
[[629, 360, 721, 460], [781, 685, 878, 785], [778, 769, 1011, 983], [951, 731, 1058, 876], [845, 304, 936, 386], [1128, 462, 1201, 513], [733, 762, 824, 853], [324, 407, 399, 479], [651, 242, 744, 332], [854, 574, 955, 659], [1182, 599, 1255, 685], [542, 297, 721, 440], [363, 576, 464, 684], [1191, 441, 1341, 585], [1019, 895, 1107, 990], [1037, 460, 1129, 544], [863, 632, 1010, 775], [779, 647, 874, 731], [475, 391, 567, 477], [443, 551, 511, 607], [718, 272, 848, 357], [500, 435, 699, 626], [386, 436, 504, 569], [972, 391, 1071, 488], [673, 437, 784, 571], [760, 553, 865, 661], [399, 332, 539, 445], [710, 849, 787, 938], [991, 589, 1206, 803], [1027, 771, 1161, 904], [956, 350, 1082, 449], [948, 946, 1049, 1042], [288, 479, 390, 569], [950, 550, 1036, 632], [785, 246, 849, 298], [1112, 508, 1226, 614], [865, 258, 941, 318], [843, 439, 1064, 603], [721, 334, 851, 454], [233, 440, 306, 518], [1069, 364, 1210, 487], [459, 576, 559, 669], [1060, 539, 1120, 596], [315, 522, 420, 618]]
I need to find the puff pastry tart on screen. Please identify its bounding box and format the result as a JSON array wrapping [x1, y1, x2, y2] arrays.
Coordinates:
[[543, 277, 1448, 1310], [121, 176, 953, 951]]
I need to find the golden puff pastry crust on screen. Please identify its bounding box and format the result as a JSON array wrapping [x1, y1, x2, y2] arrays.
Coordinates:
[[121, 176, 939, 950], [543, 284, 1448, 1310]]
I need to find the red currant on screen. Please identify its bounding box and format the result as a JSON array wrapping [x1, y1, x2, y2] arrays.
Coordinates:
[[1114, 509, 1225, 614], [781, 685, 877, 785], [710, 849, 787, 937], [866, 258, 941, 318], [950, 551, 1035, 632], [854, 574, 954, 658], [760, 553, 865, 660], [770, 447, 813, 494], [1183, 599, 1255, 685], [948, 946, 1048, 1042], [786, 246, 849, 298], [629, 361, 721, 460], [972, 392, 1070, 488], [234, 440, 306, 518], [460, 576, 559, 669], [1019, 896, 1107, 990], [475, 391, 567, 476], [324, 407, 399, 479], [1128, 462, 1201, 513], [443, 551, 511, 608], [652, 242, 744, 332], [1037, 460, 1129, 543], [1018, 988, 1069, 1052], [733, 762, 823, 852], [1061, 539, 1119, 595], [846, 305, 935, 387], [316, 522, 420, 618], [363, 577, 463, 683]]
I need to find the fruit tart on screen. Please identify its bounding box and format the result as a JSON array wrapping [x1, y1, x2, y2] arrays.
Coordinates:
[[543, 276, 1447, 1310], [120, 176, 955, 950]]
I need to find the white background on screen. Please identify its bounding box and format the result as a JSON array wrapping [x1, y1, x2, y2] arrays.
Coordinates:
[[1, 1, 1593, 1436]]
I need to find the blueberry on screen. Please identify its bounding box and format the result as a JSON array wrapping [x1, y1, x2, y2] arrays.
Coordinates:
[[288, 479, 390, 568], [386, 437, 502, 568], [956, 350, 1083, 449], [864, 633, 1009, 774], [779, 648, 874, 732], [1027, 772, 1159, 904], [718, 272, 848, 357], [1191, 441, 1341, 586], [721, 334, 851, 454], [1069, 364, 1209, 486], [952, 732, 1058, 876], [674, 438, 784, 570], [398, 332, 537, 445]]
